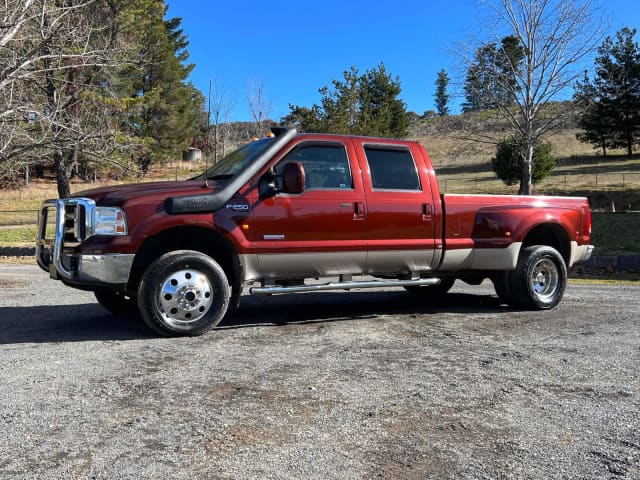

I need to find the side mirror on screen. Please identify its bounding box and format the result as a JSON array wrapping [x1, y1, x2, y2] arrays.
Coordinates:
[[282, 162, 305, 194], [258, 162, 306, 199]]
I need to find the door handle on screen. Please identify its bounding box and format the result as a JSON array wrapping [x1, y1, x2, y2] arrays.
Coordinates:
[[422, 203, 432, 221]]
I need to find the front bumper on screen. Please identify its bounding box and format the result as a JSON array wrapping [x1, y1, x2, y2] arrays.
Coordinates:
[[36, 198, 134, 287]]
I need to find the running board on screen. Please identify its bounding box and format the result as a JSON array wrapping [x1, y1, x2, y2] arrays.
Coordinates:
[[250, 277, 441, 295]]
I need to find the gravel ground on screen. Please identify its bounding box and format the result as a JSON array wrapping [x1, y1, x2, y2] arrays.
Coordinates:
[[0, 264, 638, 479]]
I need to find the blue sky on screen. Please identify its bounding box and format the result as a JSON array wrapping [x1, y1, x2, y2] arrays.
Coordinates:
[[167, 1, 639, 122]]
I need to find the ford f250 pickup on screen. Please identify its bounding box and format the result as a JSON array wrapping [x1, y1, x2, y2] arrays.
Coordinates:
[[36, 127, 594, 336]]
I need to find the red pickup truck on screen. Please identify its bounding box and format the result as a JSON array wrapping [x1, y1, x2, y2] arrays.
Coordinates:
[[36, 127, 593, 336]]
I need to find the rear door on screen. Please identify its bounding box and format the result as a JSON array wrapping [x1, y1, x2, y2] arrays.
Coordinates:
[[355, 141, 438, 274], [252, 138, 367, 278]]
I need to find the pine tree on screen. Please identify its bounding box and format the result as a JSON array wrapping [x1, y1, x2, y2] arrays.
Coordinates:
[[573, 72, 617, 155], [462, 36, 524, 112], [359, 64, 408, 137], [286, 63, 408, 138], [575, 27, 640, 157], [434, 69, 450, 116], [120, 0, 206, 167]]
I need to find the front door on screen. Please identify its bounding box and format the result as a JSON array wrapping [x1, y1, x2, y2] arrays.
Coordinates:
[[252, 140, 367, 279]]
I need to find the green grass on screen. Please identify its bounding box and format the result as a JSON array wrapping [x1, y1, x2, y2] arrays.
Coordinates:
[[591, 212, 640, 255], [0, 226, 37, 247], [570, 276, 640, 284]]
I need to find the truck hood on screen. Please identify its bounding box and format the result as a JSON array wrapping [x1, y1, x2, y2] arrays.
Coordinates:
[[73, 180, 219, 206]]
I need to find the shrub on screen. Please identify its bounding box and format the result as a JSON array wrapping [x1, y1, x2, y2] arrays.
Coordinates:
[[491, 136, 555, 187]]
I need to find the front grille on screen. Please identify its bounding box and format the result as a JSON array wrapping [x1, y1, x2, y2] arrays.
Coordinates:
[[63, 200, 91, 243], [36, 197, 96, 277]]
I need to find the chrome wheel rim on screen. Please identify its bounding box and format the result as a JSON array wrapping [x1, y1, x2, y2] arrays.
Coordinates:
[[529, 258, 559, 303], [159, 269, 213, 327]]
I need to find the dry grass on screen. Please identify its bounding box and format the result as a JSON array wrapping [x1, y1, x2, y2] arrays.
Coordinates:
[[411, 128, 640, 195], [0, 162, 202, 226]]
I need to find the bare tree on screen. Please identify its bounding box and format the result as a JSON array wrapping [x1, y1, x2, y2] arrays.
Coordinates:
[[247, 77, 272, 138], [459, 0, 606, 194], [0, 0, 133, 196], [208, 77, 234, 163]]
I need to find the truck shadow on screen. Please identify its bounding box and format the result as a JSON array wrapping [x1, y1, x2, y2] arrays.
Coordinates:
[[220, 290, 507, 329], [0, 304, 154, 344], [0, 291, 508, 344]]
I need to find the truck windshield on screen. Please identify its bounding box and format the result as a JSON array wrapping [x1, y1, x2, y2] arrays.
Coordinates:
[[192, 137, 276, 181]]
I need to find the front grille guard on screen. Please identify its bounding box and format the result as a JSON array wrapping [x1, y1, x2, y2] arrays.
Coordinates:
[[36, 198, 96, 280]]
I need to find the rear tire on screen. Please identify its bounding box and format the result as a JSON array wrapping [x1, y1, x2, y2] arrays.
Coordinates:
[[492, 271, 515, 306], [137, 250, 231, 337], [510, 245, 567, 310]]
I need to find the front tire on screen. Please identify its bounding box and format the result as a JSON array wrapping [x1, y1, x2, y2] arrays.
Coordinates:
[[137, 250, 231, 337], [510, 245, 567, 310]]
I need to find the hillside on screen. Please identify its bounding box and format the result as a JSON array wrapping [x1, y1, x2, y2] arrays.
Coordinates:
[[406, 114, 640, 211]]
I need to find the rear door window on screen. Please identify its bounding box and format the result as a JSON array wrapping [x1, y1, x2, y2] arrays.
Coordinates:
[[364, 145, 421, 191]]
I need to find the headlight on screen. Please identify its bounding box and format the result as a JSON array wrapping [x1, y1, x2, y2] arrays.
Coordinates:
[[94, 207, 128, 235]]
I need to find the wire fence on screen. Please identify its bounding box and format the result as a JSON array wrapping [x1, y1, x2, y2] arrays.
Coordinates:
[[0, 210, 39, 227], [441, 171, 640, 193]]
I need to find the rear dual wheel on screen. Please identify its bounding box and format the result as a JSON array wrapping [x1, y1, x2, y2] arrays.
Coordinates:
[[137, 250, 231, 337], [494, 245, 567, 310]]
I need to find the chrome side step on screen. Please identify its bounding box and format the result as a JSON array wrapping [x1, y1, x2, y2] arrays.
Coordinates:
[[250, 277, 441, 295]]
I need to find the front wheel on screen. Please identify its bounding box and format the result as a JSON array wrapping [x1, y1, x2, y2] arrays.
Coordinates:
[[510, 245, 567, 310], [137, 250, 231, 337]]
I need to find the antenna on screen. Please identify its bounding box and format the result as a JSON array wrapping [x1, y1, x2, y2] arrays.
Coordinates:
[[203, 78, 212, 188]]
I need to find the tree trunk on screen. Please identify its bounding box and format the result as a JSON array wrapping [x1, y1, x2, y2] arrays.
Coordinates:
[[53, 147, 71, 199], [520, 144, 533, 195], [626, 113, 633, 158]]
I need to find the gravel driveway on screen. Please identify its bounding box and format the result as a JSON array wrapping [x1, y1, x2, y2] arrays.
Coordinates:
[[0, 264, 638, 479]]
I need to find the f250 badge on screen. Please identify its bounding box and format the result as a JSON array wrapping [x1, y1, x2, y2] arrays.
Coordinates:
[[225, 203, 250, 212]]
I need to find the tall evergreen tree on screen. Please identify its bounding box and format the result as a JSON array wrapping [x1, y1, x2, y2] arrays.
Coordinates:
[[575, 27, 640, 157], [286, 63, 408, 138], [359, 64, 408, 137], [574, 72, 617, 156], [120, 1, 206, 167], [462, 35, 524, 112], [434, 69, 450, 116]]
